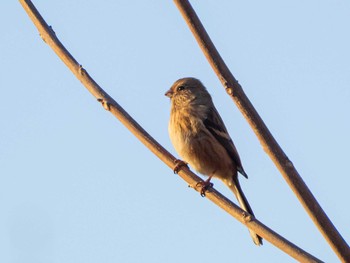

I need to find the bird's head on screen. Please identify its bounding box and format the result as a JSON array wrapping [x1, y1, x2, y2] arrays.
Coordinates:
[[165, 77, 211, 109]]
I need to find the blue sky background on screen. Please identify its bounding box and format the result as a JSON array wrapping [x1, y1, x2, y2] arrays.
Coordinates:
[[1, 1, 349, 262]]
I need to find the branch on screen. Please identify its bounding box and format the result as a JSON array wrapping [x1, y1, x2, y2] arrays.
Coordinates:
[[173, 0, 350, 262], [19, 0, 323, 262]]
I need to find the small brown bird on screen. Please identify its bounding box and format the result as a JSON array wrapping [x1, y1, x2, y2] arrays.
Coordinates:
[[165, 77, 262, 246]]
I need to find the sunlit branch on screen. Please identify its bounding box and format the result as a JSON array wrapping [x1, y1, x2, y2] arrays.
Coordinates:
[[173, 0, 350, 262]]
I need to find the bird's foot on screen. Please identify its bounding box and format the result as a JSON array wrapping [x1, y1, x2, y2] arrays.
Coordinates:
[[196, 177, 213, 197], [173, 159, 188, 174]]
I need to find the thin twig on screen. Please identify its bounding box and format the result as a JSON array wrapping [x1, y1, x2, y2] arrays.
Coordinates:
[[19, 0, 323, 262], [172, 0, 350, 262]]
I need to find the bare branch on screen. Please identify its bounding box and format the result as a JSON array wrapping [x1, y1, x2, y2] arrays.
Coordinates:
[[19, 0, 323, 262], [173, 0, 350, 262]]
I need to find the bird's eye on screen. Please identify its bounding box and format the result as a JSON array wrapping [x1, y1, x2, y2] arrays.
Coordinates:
[[177, 85, 185, 92]]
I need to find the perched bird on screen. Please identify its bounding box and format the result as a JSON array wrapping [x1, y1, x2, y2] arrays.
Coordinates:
[[165, 77, 262, 246]]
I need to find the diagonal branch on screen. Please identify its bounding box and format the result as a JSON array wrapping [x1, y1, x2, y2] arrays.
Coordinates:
[[173, 0, 350, 262], [19, 0, 323, 262]]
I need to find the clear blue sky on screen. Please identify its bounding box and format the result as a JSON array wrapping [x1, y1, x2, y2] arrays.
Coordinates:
[[1, 1, 349, 262]]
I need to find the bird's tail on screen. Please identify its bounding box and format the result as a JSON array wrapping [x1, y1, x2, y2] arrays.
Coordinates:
[[226, 176, 263, 246]]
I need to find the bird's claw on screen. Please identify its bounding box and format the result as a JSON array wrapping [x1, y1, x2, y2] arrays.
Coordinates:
[[173, 159, 188, 174], [196, 181, 214, 197]]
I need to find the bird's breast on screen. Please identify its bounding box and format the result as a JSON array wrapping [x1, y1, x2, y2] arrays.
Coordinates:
[[168, 109, 234, 178]]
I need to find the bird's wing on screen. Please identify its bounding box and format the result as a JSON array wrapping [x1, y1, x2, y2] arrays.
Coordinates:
[[203, 106, 248, 178]]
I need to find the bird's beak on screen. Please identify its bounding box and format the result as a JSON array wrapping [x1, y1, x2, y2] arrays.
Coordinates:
[[165, 89, 173, 98]]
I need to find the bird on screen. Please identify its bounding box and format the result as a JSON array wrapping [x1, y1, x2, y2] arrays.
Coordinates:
[[165, 77, 262, 246]]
